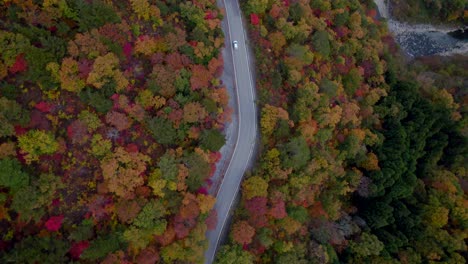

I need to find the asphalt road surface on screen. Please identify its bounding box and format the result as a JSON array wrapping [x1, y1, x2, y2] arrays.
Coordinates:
[[204, 0, 257, 263]]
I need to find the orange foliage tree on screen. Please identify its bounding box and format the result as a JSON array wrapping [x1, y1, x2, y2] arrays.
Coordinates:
[[100, 147, 150, 198], [183, 102, 207, 123], [232, 220, 255, 245]]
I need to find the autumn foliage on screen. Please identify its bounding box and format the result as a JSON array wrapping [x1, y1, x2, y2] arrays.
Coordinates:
[[219, 0, 467, 263], [0, 0, 226, 263]]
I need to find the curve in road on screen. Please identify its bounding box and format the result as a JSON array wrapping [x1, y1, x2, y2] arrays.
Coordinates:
[[204, 0, 257, 263]]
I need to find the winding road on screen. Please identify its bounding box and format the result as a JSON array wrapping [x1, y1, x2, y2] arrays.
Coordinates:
[[204, 0, 257, 263]]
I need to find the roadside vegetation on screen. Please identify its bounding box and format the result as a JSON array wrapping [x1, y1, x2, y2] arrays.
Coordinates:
[[0, 0, 227, 262], [217, 0, 467, 263]]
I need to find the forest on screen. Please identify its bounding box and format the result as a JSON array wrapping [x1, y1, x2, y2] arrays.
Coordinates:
[[0, 0, 227, 263], [217, 0, 467, 263], [388, 0, 467, 24], [0, 0, 466, 263]]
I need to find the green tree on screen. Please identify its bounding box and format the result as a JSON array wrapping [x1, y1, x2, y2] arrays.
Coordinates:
[[348, 232, 384, 257], [289, 3, 305, 23], [68, 219, 94, 241], [245, 0, 269, 15], [342, 68, 362, 96], [280, 136, 310, 170], [287, 206, 309, 224], [2, 236, 69, 264], [200, 129, 225, 151], [11, 173, 63, 222], [179, 1, 206, 31], [0, 158, 29, 194], [69, 0, 121, 32], [132, 200, 168, 232], [311, 31, 331, 59], [0, 97, 30, 138], [215, 245, 254, 264], [319, 78, 338, 98], [81, 233, 124, 261], [146, 117, 177, 145], [158, 152, 179, 181], [79, 87, 113, 113], [183, 152, 210, 192]]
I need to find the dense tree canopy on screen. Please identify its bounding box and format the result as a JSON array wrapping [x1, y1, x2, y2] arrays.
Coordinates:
[[0, 0, 226, 262], [220, 0, 466, 263]]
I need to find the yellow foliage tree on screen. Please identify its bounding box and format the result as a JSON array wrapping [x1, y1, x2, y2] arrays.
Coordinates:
[[269, 31, 286, 55], [148, 169, 167, 198], [18, 130, 59, 164], [242, 176, 268, 200], [359, 152, 380, 171], [280, 217, 302, 235], [197, 194, 216, 214], [134, 36, 167, 56], [58, 58, 85, 92], [130, 0, 150, 20], [87, 53, 128, 91], [260, 104, 289, 138], [130, 0, 161, 23]]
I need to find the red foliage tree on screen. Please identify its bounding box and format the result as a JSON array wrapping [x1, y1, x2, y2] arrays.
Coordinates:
[[167, 108, 183, 125], [155, 224, 176, 246], [28, 110, 52, 131], [250, 13, 259, 25], [125, 143, 139, 153], [205, 209, 217, 230], [69, 241, 90, 260], [269, 197, 287, 219], [45, 215, 64, 232], [165, 53, 190, 71], [88, 195, 112, 221], [173, 214, 196, 239], [106, 111, 132, 131], [269, 4, 282, 19], [35, 101, 53, 113], [123, 42, 133, 58], [67, 120, 89, 145], [208, 55, 224, 77], [309, 201, 329, 219], [190, 65, 211, 90], [367, 9, 378, 18], [205, 11, 214, 20], [135, 246, 160, 264], [9, 53, 28, 74], [245, 197, 268, 228], [78, 59, 93, 79]]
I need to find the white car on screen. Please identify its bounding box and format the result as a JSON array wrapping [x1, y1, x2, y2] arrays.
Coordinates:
[[233, 40, 239, 50]]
